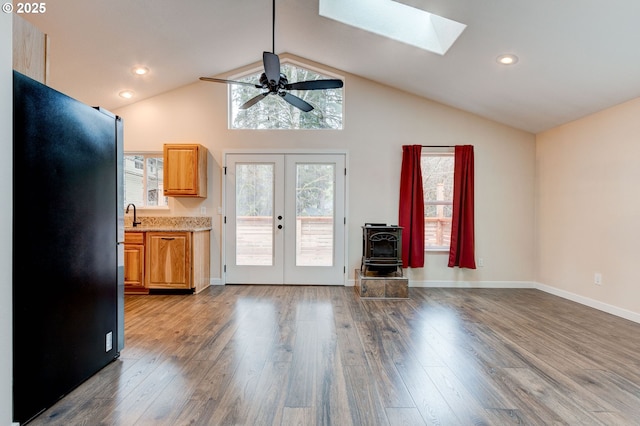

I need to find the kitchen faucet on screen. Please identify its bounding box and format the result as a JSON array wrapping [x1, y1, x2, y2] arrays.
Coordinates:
[[125, 203, 141, 227]]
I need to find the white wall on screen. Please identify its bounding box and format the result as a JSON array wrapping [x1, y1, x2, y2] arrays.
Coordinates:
[[537, 97, 640, 319], [115, 56, 536, 287], [1, 10, 13, 426]]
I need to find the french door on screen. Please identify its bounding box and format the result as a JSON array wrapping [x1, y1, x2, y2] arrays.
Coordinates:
[[225, 153, 346, 285]]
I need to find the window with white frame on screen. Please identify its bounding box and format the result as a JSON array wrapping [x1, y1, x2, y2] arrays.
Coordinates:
[[229, 61, 343, 130], [421, 149, 454, 250], [124, 153, 168, 207]]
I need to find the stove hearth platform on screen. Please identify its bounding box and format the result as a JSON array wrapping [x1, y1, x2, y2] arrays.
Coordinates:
[[355, 269, 409, 299]]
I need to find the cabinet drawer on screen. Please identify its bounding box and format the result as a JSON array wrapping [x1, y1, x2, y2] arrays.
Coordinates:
[[125, 232, 144, 244]]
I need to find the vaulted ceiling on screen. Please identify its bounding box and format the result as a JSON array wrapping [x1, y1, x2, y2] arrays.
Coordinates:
[[23, 0, 640, 133]]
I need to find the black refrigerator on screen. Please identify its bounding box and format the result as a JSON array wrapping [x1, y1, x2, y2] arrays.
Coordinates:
[[12, 71, 125, 424]]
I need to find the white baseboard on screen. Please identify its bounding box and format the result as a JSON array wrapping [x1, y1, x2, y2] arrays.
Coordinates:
[[535, 282, 640, 324], [408, 280, 535, 289], [347, 278, 535, 289], [210, 278, 224, 286], [349, 277, 640, 324]]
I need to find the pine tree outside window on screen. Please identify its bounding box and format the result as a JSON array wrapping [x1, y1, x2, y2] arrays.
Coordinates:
[[229, 61, 343, 130]]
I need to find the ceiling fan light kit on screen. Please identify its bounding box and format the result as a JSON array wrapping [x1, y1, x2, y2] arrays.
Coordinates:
[[199, 0, 343, 112]]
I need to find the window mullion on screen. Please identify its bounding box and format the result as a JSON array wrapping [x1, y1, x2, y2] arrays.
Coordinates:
[[142, 154, 148, 207]]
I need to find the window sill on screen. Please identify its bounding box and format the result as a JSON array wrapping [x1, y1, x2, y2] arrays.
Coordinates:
[[426, 248, 449, 253]]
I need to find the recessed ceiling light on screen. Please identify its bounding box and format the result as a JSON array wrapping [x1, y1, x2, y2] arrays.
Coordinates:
[[132, 66, 149, 76], [119, 90, 134, 99], [497, 54, 519, 65]]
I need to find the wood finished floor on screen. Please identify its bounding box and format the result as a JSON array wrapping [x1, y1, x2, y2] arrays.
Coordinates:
[[29, 285, 640, 425]]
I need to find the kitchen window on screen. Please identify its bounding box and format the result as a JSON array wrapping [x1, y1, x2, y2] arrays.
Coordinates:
[[124, 153, 168, 208], [422, 149, 454, 250]]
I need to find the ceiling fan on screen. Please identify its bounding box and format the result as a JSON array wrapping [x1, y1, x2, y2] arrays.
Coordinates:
[[199, 0, 343, 112]]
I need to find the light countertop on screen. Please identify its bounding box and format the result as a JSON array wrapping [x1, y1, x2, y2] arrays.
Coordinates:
[[124, 216, 212, 232]]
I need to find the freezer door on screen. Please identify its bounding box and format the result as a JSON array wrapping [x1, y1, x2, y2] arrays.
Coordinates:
[[13, 71, 120, 424]]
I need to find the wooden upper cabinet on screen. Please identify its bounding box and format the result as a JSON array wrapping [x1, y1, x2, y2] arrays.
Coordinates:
[[13, 14, 50, 85], [163, 144, 208, 198]]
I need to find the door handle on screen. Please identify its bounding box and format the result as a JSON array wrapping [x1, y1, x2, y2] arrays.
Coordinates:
[[277, 225, 283, 229], [161, 237, 175, 241]]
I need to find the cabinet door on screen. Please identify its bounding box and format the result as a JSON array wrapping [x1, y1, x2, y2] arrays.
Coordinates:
[[124, 244, 145, 291], [146, 232, 191, 289], [163, 144, 207, 197]]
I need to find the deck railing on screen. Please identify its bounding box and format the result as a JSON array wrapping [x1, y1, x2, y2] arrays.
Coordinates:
[[425, 217, 452, 248], [235, 215, 452, 264], [236, 216, 334, 265]]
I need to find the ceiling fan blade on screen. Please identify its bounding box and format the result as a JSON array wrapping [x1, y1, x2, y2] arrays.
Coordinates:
[[285, 79, 344, 91], [199, 77, 261, 88], [240, 92, 269, 109], [281, 92, 314, 112], [263, 51, 281, 84]]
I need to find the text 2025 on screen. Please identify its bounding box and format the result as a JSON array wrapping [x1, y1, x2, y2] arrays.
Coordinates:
[[16, 2, 46, 13]]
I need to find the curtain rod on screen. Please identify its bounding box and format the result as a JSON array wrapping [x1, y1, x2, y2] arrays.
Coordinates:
[[422, 145, 455, 148]]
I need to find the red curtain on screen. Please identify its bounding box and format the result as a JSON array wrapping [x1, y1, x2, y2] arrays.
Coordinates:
[[399, 145, 424, 268], [448, 145, 476, 268]]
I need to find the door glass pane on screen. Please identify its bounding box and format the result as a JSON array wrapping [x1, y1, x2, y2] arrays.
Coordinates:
[[236, 163, 274, 265], [296, 163, 334, 266]]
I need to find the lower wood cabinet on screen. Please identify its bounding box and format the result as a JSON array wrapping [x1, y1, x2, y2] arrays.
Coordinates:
[[124, 232, 147, 294], [145, 230, 210, 293], [124, 230, 210, 294], [146, 232, 191, 289]]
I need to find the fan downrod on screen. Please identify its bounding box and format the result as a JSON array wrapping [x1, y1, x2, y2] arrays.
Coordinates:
[[199, 0, 344, 112]]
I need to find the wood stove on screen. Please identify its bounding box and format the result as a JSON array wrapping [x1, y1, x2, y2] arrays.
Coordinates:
[[361, 224, 403, 276]]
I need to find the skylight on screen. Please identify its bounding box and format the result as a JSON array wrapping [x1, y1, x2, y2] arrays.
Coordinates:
[[319, 0, 466, 55]]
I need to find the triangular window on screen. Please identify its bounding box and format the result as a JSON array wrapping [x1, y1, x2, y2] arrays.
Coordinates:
[[230, 61, 343, 130]]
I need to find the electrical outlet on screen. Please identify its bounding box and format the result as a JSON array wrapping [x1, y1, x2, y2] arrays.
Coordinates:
[[106, 331, 113, 352], [200, 206, 206, 215], [478, 258, 484, 267], [594, 273, 602, 285]]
